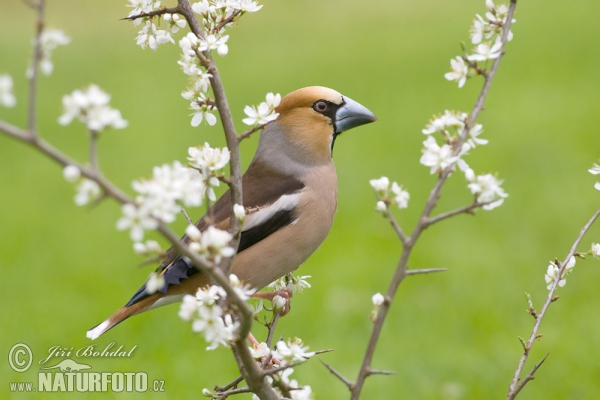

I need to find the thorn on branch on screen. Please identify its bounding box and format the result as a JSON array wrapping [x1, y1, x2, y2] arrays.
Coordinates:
[[406, 268, 447, 276], [366, 368, 396, 376], [319, 359, 352, 389], [551, 296, 560, 303]]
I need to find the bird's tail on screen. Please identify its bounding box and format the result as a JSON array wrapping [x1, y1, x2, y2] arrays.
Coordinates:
[[86, 294, 164, 340]]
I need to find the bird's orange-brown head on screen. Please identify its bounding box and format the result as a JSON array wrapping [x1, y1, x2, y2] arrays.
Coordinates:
[[256, 87, 377, 169]]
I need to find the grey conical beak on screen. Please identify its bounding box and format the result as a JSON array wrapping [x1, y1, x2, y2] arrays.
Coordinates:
[[335, 95, 377, 133]]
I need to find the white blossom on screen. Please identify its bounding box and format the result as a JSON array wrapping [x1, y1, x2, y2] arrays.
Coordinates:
[[249, 342, 270, 359], [117, 203, 159, 241], [372, 292, 384, 306], [468, 38, 503, 62], [272, 295, 287, 310], [422, 110, 467, 135], [74, 179, 100, 206], [589, 162, 600, 175], [544, 257, 575, 290], [467, 124, 488, 147], [467, 173, 508, 210], [233, 204, 246, 222], [187, 225, 235, 263], [229, 274, 256, 300], [133, 239, 162, 255], [163, 13, 187, 33], [420, 136, 459, 174], [145, 272, 166, 294], [188, 143, 230, 171], [265, 92, 281, 108], [63, 165, 81, 182], [127, 0, 162, 18], [58, 85, 128, 131], [369, 176, 390, 195], [391, 182, 410, 209], [190, 101, 218, 126], [0, 74, 16, 108], [198, 34, 229, 56], [280, 368, 313, 400], [242, 102, 279, 126], [444, 56, 468, 88], [591, 243, 600, 258], [267, 273, 311, 295], [273, 338, 315, 365], [28, 29, 70, 77], [376, 200, 387, 213]]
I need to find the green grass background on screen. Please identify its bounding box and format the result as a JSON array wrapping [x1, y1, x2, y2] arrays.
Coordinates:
[[2, 0, 600, 398]]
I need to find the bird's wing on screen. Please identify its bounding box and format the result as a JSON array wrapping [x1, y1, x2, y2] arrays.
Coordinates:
[[125, 160, 305, 307]]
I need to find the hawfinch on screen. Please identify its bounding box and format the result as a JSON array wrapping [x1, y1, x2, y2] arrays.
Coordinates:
[[87, 86, 377, 339]]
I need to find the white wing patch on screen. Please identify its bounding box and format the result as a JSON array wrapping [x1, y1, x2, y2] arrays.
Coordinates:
[[242, 193, 301, 232]]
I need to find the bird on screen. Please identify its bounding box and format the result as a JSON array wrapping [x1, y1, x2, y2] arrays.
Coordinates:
[[87, 86, 377, 340]]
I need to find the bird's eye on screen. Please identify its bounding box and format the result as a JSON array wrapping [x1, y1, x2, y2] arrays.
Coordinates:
[[313, 100, 328, 113]]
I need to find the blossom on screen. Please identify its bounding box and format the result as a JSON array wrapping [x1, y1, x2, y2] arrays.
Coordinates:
[[58, 85, 128, 131], [249, 342, 270, 359], [182, 72, 213, 98], [145, 272, 166, 294], [163, 13, 187, 33], [229, 274, 256, 301], [589, 162, 600, 175], [391, 182, 410, 209], [544, 257, 575, 290], [117, 203, 158, 241], [190, 101, 218, 126], [133, 240, 161, 255], [242, 102, 279, 126], [466, 124, 488, 147], [591, 243, 600, 258], [376, 200, 387, 213], [233, 204, 246, 221], [266, 92, 281, 108], [369, 176, 390, 195], [444, 56, 468, 88], [273, 338, 315, 365], [272, 295, 287, 310], [467, 173, 508, 210], [422, 110, 467, 135], [63, 165, 81, 182], [28, 29, 70, 77], [187, 225, 235, 263], [0, 74, 16, 108], [136, 20, 173, 50], [280, 368, 313, 400], [267, 273, 311, 294], [74, 179, 100, 206], [468, 39, 503, 62], [198, 34, 229, 56], [372, 292, 384, 306], [188, 143, 230, 171], [420, 136, 458, 174], [127, 0, 162, 18]]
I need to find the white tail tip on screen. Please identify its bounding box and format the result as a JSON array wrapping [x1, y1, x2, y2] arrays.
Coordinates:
[[86, 320, 110, 340]]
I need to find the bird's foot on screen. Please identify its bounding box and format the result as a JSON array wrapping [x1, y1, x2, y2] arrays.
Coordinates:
[[252, 288, 294, 316]]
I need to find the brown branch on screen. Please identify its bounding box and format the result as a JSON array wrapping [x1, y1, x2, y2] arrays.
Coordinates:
[[123, 6, 179, 21], [507, 208, 600, 399], [215, 375, 244, 393], [350, 2, 518, 398], [320, 359, 352, 389], [216, 386, 251, 398], [27, 0, 45, 134], [237, 125, 264, 141], [424, 199, 496, 228], [380, 203, 409, 246], [405, 268, 447, 276], [509, 354, 549, 399], [213, 9, 242, 33]]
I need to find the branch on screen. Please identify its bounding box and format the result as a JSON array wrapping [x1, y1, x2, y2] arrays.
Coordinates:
[[320, 359, 352, 389], [381, 205, 409, 246], [237, 125, 264, 141], [423, 199, 495, 228], [506, 208, 600, 399], [123, 6, 179, 21], [509, 354, 549, 399], [350, 2, 518, 398], [405, 268, 447, 276], [27, 0, 45, 134]]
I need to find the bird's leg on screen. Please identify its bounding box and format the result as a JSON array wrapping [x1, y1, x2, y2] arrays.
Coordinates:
[[252, 288, 294, 316]]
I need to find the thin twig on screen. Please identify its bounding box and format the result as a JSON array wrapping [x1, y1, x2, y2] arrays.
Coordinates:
[[382, 205, 409, 246], [424, 199, 496, 228], [405, 268, 447, 276], [507, 208, 600, 399], [123, 6, 179, 21], [213, 9, 242, 33], [366, 368, 396, 376], [237, 125, 264, 141], [319, 359, 352, 389], [89, 130, 99, 171], [351, 2, 518, 398], [216, 386, 251, 398], [261, 362, 304, 377], [181, 206, 194, 225], [215, 375, 244, 393], [27, 0, 45, 134], [510, 354, 549, 399]]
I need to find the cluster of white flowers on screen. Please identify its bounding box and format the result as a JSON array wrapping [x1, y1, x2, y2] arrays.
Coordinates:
[[58, 85, 128, 132], [0, 74, 16, 108], [444, 0, 515, 88], [273, 338, 316, 365], [242, 92, 281, 126], [187, 142, 230, 199], [419, 110, 507, 209], [268, 273, 312, 295], [369, 176, 410, 211], [192, 0, 262, 35], [117, 161, 206, 241], [178, 274, 254, 349], [185, 225, 236, 264], [133, 239, 162, 256], [248, 366, 312, 400], [588, 161, 600, 191], [27, 29, 70, 77], [62, 165, 102, 206], [544, 256, 575, 290], [127, 1, 187, 50]]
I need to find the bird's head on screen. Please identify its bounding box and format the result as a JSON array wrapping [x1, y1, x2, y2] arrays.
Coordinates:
[[256, 86, 377, 171]]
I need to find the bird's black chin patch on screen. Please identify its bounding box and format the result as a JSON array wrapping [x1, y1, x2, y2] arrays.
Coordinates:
[[331, 132, 341, 155]]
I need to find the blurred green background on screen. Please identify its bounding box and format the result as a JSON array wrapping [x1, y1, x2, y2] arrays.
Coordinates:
[[2, 0, 600, 398]]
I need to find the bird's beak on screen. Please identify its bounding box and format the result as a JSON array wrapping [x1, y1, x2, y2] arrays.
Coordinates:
[[335, 95, 378, 133]]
